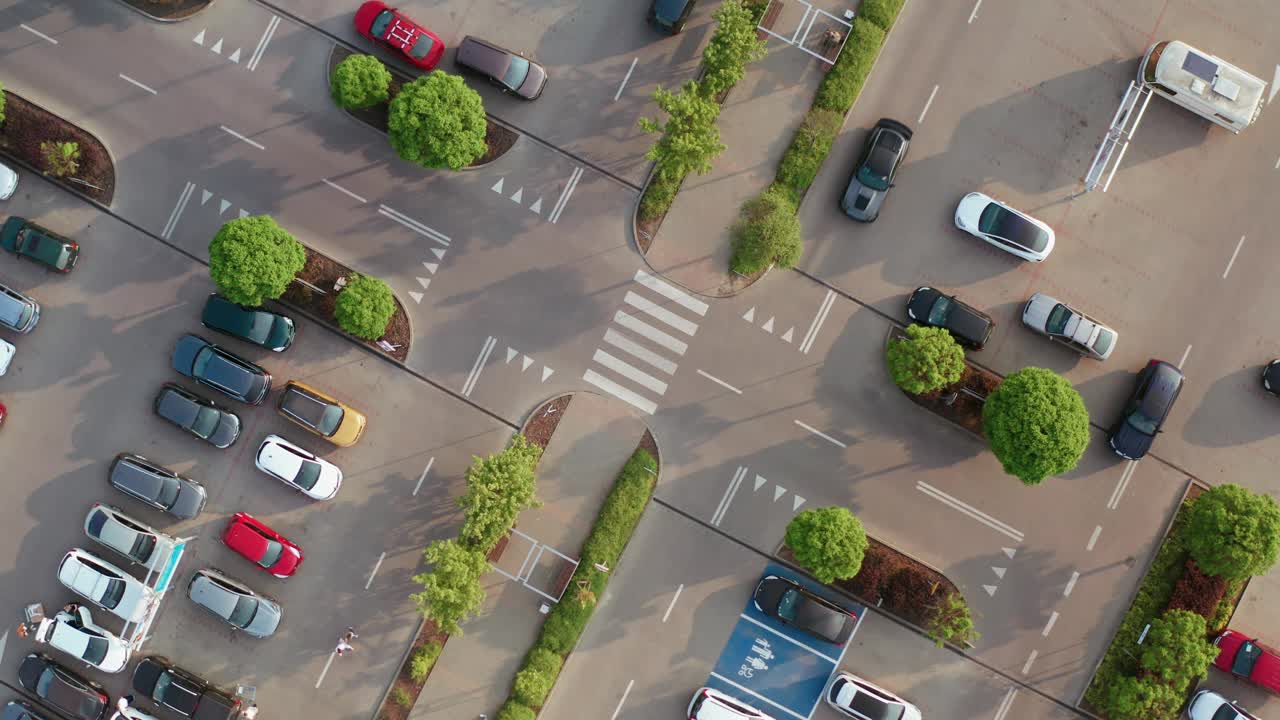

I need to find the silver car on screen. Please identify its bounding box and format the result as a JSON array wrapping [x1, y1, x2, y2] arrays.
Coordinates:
[[57, 548, 157, 624], [186, 568, 282, 638], [83, 503, 177, 571], [1021, 292, 1118, 360]]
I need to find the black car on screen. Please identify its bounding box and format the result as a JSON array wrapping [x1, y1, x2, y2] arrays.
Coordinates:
[[648, 0, 696, 33], [17, 653, 108, 720], [109, 453, 207, 520], [841, 118, 912, 222], [753, 575, 857, 646], [132, 656, 241, 720], [906, 287, 994, 350], [172, 334, 271, 405], [2, 701, 50, 720], [154, 383, 241, 449], [455, 36, 548, 100], [1263, 360, 1280, 396], [1108, 359, 1184, 460], [200, 294, 295, 352]]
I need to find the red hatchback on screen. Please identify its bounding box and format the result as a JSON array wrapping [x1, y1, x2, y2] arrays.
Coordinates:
[[222, 512, 303, 579], [354, 1, 444, 71], [1214, 629, 1280, 693]]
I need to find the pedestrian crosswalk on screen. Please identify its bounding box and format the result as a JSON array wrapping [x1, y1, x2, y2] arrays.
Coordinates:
[[582, 269, 708, 414]]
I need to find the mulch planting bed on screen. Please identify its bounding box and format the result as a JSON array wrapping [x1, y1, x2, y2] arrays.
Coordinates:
[[522, 394, 573, 450], [889, 326, 1001, 438], [116, 0, 211, 20], [279, 246, 411, 362], [0, 91, 115, 204], [328, 46, 517, 166], [375, 619, 449, 720]]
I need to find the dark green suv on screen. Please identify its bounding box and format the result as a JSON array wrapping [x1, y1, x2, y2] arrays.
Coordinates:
[[0, 217, 79, 273], [200, 294, 295, 352]]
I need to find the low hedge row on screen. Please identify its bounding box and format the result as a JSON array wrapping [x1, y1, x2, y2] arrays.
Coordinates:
[[497, 448, 658, 719]]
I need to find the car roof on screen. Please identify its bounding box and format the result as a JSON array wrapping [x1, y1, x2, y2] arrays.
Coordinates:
[[189, 573, 241, 618], [157, 386, 201, 426], [0, 286, 28, 328], [258, 438, 306, 477], [457, 37, 511, 76], [867, 128, 904, 176], [111, 457, 168, 498], [1140, 361, 1184, 415], [280, 383, 331, 426], [224, 518, 269, 559]]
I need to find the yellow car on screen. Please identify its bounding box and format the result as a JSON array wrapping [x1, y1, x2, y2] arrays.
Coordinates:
[[276, 380, 366, 447]]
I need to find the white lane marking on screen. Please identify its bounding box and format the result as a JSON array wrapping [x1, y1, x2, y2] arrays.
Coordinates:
[[118, 73, 158, 95], [738, 614, 840, 664], [661, 584, 684, 623], [613, 57, 639, 101], [992, 687, 1017, 720], [314, 649, 337, 688], [697, 369, 743, 394], [219, 125, 265, 150], [247, 15, 281, 71], [1041, 611, 1059, 637], [709, 672, 806, 720], [1107, 461, 1137, 510], [634, 269, 709, 315], [461, 336, 496, 397], [583, 369, 658, 414], [1063, 570, 1079, 597], [162, 182, 196, 239], [1021, 650, 1038, 675], [610, 679, 635, 720], [799, 290, 836, 354], [711, 467, 747, 526], [624, 291, 698, 336], [1086, 525, 1102, 551], [0, 630, 7, 665], [377, 204, 451, 246], [1177, 343, 1192, 370], [918, 84, 939, 124], [548, 167, 583, 224], [614, 310, 688, 354], [917, 481, 1024, 542], [365, 551, 386, 589], [968, 0, 983, 23], [794, 419, 847, 448], [593, 349, 668, 394], [603, 328, 677, 374], [1275, 155, 1280, 170], [412, 457, 434, 496], [20, 24, 57, 44], [322, 178, 367, 204], [1222, 235, 1246, 278]]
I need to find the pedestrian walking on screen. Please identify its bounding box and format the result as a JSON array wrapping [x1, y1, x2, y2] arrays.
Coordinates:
[[343, 626, 358, 641], [336, 638, 354, 656]]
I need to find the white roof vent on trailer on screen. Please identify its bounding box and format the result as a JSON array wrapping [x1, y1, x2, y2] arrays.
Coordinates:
[[1213, 76, 1241, 101], [1190, 78, 1207, 95]]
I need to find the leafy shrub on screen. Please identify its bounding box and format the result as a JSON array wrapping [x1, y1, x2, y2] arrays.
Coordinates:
[[512, 648, 562, 708], [926, 592, 979, 647], [1138, 609, 1218, 688], [1099, 675, 1183, 720], [639, 81, 725, 181], [1165, 559, 1227, 619], [0, 81, 6, 126], [410, 539, 489, 635], [785, 507, 867, 584], [208, 215, 307, 307], [496, 702, 536, 720], [388, 72, 488, 170], [847, 544, 893, 601], [700, 0, 768, 98], [40, 140, 79, 177], [581, 449, 657, 565], [814, 19, 885, 114], [729, 186, 802, 275], [331, 54, 392, 110], [775, 108, 843, 204], [638, 171, 684, 222], [857, 0, 905, 32], [882, 567, 936, 624], [1210, 578, 1245, 632], [408, 641, 442, 682], [886, 325, 966, 395], [1184, 483, 1280, 581], [389, 687, 413, 708], [982, 367, 1090, 485], [458, 434, 543, 553], [335, 274, 396, 340]]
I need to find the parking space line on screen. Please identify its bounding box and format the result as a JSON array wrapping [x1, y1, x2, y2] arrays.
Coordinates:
[[794, 420, 847, 448], [738, 614, 840, 664], [1086, 525, 1102, 551], [1064, 571, 1079, 597], [916, 482, 1025, 542], [662, 584, 684, 623], [1222, 235, 1246, 278], [613, 58, 639, 101], [697, 369, 743, 395], [461, 336, 496, 397], [365, 551, 386, 590], [968, 0, 983, 23], [247, 15, 281, 72], [1021, 649, 1038, 675], [610, 679, 634, 720], [412, 457, 434, 496], [708, 672, 807, 720], [314, 649, 336, 688], [19, 23, 58, 44], [549, 167, 583, 224], [992, 687, 1017, 720], [711, 467, 747, 526], [377, 204, 452, 246], [219, 124, 265, 150], [1107, 461, 1137, 510], [1178, 344, 1192, 370], [1041, 611, 1059, 637], [118, 73, 157, 95], [799, 291, 836, 354], [918, 84, 939, 124], [161, 182, 196, 239], [322, 178, 367, 204]]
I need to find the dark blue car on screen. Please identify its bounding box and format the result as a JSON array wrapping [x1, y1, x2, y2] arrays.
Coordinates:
[[1108, 360, 1184, 460], [200, 294, 295, 352], [172, 334, 271, 405], [648, 0, 697, 33]]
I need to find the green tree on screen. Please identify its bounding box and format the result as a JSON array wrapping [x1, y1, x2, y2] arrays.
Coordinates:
[[458, 434, 543, 553], [700, 0, 768, 98], [886, 324, 965, 395], [639, 80, 725, 183], [40, 141, 79, 177], [388, 72, 487, 170], [330, 53, 392, 110], [926, 592, 979, 647], [0, 81, 6, 127], [729, 186, 802, 275], [410, 539, 489, 635], [982, 367, 1089, 485], [1184, 483, 1280, 581], [1138, 609, 1219, 687], [784, 506, 868, 584], [207, 215, 306, 307], [1099, 675, 1184, 720], [335, 273, 395, 340]]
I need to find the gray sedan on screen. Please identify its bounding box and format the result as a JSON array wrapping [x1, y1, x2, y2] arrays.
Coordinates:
[[840, 118, 912, 222], [187, 568, 282, 638], [1021, 293, 1117, 360], [154, 383, 241, 448]]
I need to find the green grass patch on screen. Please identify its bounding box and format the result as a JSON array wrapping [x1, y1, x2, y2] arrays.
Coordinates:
[[857, 0, 905, 32], [408, 641, 441, 682], [814, 18, 886, 114], [775, 108, 843, 206], [496, 701, 536, 720], [729, 185, 802, 275], [638, 171, 685, 223]]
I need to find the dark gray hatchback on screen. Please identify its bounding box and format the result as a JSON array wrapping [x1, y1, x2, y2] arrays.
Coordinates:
[[172, 334, 271, 405], [201, 294, 294, 352], [109, 453, 207, 520], [455, 36, 547, 100], [154, 383, 242, 449], [1108, 359, 1184, 460], [648, 0, 697, 33]]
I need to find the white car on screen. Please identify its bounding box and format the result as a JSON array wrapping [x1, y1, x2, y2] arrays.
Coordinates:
[[0, 161, 17, 200], [1021, 293, 1118, 360], [1187, 690, 1258, 720], [688, 688, 774, 720], [34, 605, 129, 673], [255, 434, 342, 500], [954, 191, 1055, 262], [825, 672, 922, 720], [83, 503, 177, 571], [0, 339, 12, 376], [57, 548, 157, 624]]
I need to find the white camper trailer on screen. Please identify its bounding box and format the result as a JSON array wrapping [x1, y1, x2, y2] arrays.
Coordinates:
[[1138, 40, 1265, 133]]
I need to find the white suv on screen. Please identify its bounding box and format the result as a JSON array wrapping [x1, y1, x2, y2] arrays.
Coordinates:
[[688, 688, 774, 720], [34, 605, 129, 673], [825, 672, 922, 720], [57, 548, 156, 624]]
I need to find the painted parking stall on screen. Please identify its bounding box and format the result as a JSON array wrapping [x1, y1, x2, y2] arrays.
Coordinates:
[[702, 564, 864, 720]]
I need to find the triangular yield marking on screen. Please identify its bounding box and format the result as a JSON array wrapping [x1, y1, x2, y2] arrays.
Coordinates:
[[431, 247, 446, 259], [773, 486, 786, 502], [211, 38, 223, 54], [510, 188, 523, 203], [1002, 547, 1017, 559], [521, 355, 534, 371], [761, 317, 775, 333], [491, 178, 504, 193], [743, 307, 756, 322], [201, 190, 212, 205], [218, 199, 230, 214], [193, 29, 206, 45], [416, 277, 430, 289], [238, 209, 249, 219], [753, 475, 767, 492], [408, 291, 423, 304], [541, 367, 554, 382], [992, 567, 1006, 579], [422, 262, 438, 274], [781, 327, 794, 343], [1272, 66, 1280, 104], [506, 348, 518, 363], [983, 585, 997, 596], [529, 197, 543, 214], [228, 48, 241, 64], [792, 495, 805, 511]]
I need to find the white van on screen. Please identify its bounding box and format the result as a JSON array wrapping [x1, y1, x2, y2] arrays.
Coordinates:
[[1138, 40, 1266, 133]]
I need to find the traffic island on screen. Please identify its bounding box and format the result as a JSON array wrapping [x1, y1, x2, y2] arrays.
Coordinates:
[[377, 621, 448, 720], [114, 0, 213, 21], [0, 90, 115, 204], [887, 326, 999, 440]]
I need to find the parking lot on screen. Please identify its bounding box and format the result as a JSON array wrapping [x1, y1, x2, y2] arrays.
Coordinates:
[[0, 174, 512, 718]]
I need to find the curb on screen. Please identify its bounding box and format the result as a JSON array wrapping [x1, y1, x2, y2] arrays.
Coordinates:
[[112, 0, 216, 22], [371, 614, 428, 720], [0, 91, 118, 206]]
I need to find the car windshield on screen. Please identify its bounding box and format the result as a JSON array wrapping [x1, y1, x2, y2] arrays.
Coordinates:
[[927, 295, 952, 326], [131, 533, 157, 562], [848, 692, 903, 720], [408, 34, 435, 60], [101, 578, 126, 608], [1093, 328, 1116, 356], [776, 588, 800, 622], [191, 347, 214, 377], [1211, 705, 1242, 720], [370, 9, 393, 36], [978, 203, 1049, 252], [1125, 410, 1159, 436], [294, 460, 322, 491], [17, 303, 33, 328], [152, 672, 172, 702], [258, 540, 284, 570], [83, 636, 108, 665], [36, 667, 54, 696], [229, 596, 258, 629], [1045, 304, 1072, 335], [502, 55, 531, 90], [318, 404, 344, 436], [856, 164, 889, 192], [191, 407, 221, 439], [156, 477, 181, 509]]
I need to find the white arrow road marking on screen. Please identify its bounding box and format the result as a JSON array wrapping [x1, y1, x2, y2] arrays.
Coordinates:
[[773, 486, 786, 502], [510, 188, 523, 203], [423, 262, 438, 274], [228, 48, 241, 63], [193, 29, 206, 45], [753, 474, 767, 492], [491, 177, 505, 193], [201, 189, 212, 205], [238, 209, 250, 219], [743, 307, 755, 322], [211, 38, 223, 54], [992, 566, 1006, 578], [529, 197, 543, 214], [1271, 65, 1280, 104], [792, 495, 805, 511], [521, 355, 534, 371], [431, 247, 446, 260], [761, 317, 774, 332], [506, 347, 518, 363], [541, 367, 554, 382], [984, 584, 997, 596], [409, 291, 423, 304], [219, 199, 230, 214], [416, 277, 430, 289], [1002, 547, 1017, 558], [780, 327, 794, 343]]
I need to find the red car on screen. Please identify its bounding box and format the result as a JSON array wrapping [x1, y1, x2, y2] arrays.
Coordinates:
[[0, 402, 6, 427], [354, 1, 445, 71], [222, 512, 303, 578], [1214, 629, 1280, 693]]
